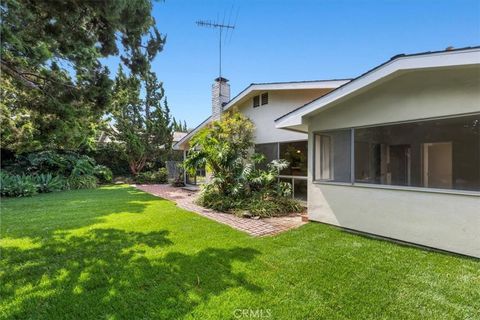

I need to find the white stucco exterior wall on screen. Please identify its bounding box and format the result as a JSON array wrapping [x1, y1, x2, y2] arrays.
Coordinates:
[[306, 66, 480, 257], [239, 89, 330, 144]]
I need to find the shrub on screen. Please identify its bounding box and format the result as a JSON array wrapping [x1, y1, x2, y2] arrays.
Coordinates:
[[197, 190, 304, 218], [89, 144, 130, 176], [242, 197, 303, 217], [93, 165, 113, 183], [71, 158, 96, 176], [26, 150, 70, 174], [196, 190, 237, 212], [0, 172, 37, 197], [135, 168, 168, 184], [0, 171, 13, 196], [155, 168, 168, 183], [185, 112, 303, 218], [2, 150, 101, 177], [68, 175, 98, 189], [35, 173, 67, 193]]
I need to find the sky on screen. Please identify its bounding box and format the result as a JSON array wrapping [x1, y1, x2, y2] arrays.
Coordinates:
[[104, 0, 480, 129]]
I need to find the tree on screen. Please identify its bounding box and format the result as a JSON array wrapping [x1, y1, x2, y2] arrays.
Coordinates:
[[172, 118, 188, 132], [0, 0, 165, 152], [110, 66, 172, 175]]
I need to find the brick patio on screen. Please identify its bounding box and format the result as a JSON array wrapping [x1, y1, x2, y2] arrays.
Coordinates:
[[135, 184, 307, 236]]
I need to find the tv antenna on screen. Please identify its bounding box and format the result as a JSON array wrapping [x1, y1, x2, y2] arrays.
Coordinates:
[[196, 19, 236, 79]]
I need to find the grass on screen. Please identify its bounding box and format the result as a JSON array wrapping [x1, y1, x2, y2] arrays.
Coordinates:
[[1, 185, 479, 319]]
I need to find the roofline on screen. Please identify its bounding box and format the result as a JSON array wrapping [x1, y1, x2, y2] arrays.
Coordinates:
[[275, 45, 480, 127], [222, 79, 351, 112], [174, 78, 350, 149], [250, 78, 352, 85]]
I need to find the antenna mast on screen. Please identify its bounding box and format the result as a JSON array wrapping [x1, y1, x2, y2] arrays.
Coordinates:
[[196, 20, 235, 79]]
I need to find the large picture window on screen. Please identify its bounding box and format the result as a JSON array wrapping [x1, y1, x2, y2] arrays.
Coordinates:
[[254, 143, 278, 171], [314, 114, 480, 192], [279, 141, 307, 176], [255, 141, 308, 200], [354, 115, 480, 191]]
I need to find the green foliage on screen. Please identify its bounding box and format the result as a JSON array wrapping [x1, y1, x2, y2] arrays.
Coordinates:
[[89, 143, 130, 176], [185, 112, 302, 217], [135, 168, 168, 184], [0, 172, 37, 197], [109, 67, 173, 175], [93, 165, 113, 183], [4, 150, 98, 177], [197, 188, 303, 218], [0, 150, 112, 196], [67, 175, 98, 190], [71, 159, 96, 176], [172, 118, 188, 132], [1, 0, 165, 151], [34, 173, 66, 193], [184, 111, 255, 196], [241, 196, 303, 217]]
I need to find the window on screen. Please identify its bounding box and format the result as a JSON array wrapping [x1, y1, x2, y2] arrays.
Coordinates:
[[255, 141, 309, 200], [279, 141, 307, 176], [314, 130, 351, 182], [261, 92, 269, 105], [354, 114, 480, 191], [254, 143, 277, 171], [253, 95, 260, 108]]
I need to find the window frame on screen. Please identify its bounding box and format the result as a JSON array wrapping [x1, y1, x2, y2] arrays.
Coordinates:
[[312, 113, 480, 196], [313, 129, 353, 183]]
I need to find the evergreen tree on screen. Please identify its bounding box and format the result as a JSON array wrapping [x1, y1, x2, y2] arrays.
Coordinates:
[[110, 66, 172, 175], [0, 0, 165, 151]]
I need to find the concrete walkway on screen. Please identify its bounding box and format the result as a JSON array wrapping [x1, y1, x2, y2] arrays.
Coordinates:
[[135, 184, 307, 237]]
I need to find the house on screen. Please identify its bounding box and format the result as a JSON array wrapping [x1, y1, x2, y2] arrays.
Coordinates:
[[275, 46, 480, 257], [173, 77, 350, 197]]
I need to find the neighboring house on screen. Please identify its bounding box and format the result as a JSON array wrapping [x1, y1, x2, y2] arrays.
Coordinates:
[[173, 77, 350, 197], [275, 46, 480, 257]]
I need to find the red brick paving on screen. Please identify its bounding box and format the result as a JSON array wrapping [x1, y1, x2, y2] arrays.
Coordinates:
[[135, 184, 307, 237]]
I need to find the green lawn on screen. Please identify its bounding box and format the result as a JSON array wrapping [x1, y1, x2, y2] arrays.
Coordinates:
[[1, 186, 478, 319]]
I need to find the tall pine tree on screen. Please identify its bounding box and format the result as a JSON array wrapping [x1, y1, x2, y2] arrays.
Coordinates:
[[110, 66, 172, 175], [0, 0, 165, 152]]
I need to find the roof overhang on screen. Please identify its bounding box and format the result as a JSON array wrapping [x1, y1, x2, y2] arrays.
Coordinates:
[[275, 47, 480, 132], [222, 79, 350, 113]]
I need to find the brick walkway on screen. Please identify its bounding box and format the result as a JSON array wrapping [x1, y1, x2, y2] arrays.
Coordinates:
[[135, 184, 307, 237]]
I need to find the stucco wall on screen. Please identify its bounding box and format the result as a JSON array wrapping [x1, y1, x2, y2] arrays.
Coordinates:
[[306, 66, 480, 257], [239, 89, 330, 144], [308, 67, 480, 131]]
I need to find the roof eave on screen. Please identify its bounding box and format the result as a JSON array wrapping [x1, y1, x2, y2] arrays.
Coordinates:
[[275, 47, 480, 130]]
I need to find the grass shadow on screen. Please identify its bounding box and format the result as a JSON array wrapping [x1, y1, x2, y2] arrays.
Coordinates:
[[0, 226, 261, 319]]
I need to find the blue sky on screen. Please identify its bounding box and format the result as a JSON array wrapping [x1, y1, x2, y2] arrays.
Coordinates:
[[104, 0, 480, 129]]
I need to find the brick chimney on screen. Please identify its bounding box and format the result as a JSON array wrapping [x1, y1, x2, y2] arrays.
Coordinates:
[[211, 77, 230, 121]]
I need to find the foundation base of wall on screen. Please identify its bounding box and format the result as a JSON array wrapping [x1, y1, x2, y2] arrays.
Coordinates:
[[310, 220, 479, 260]]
